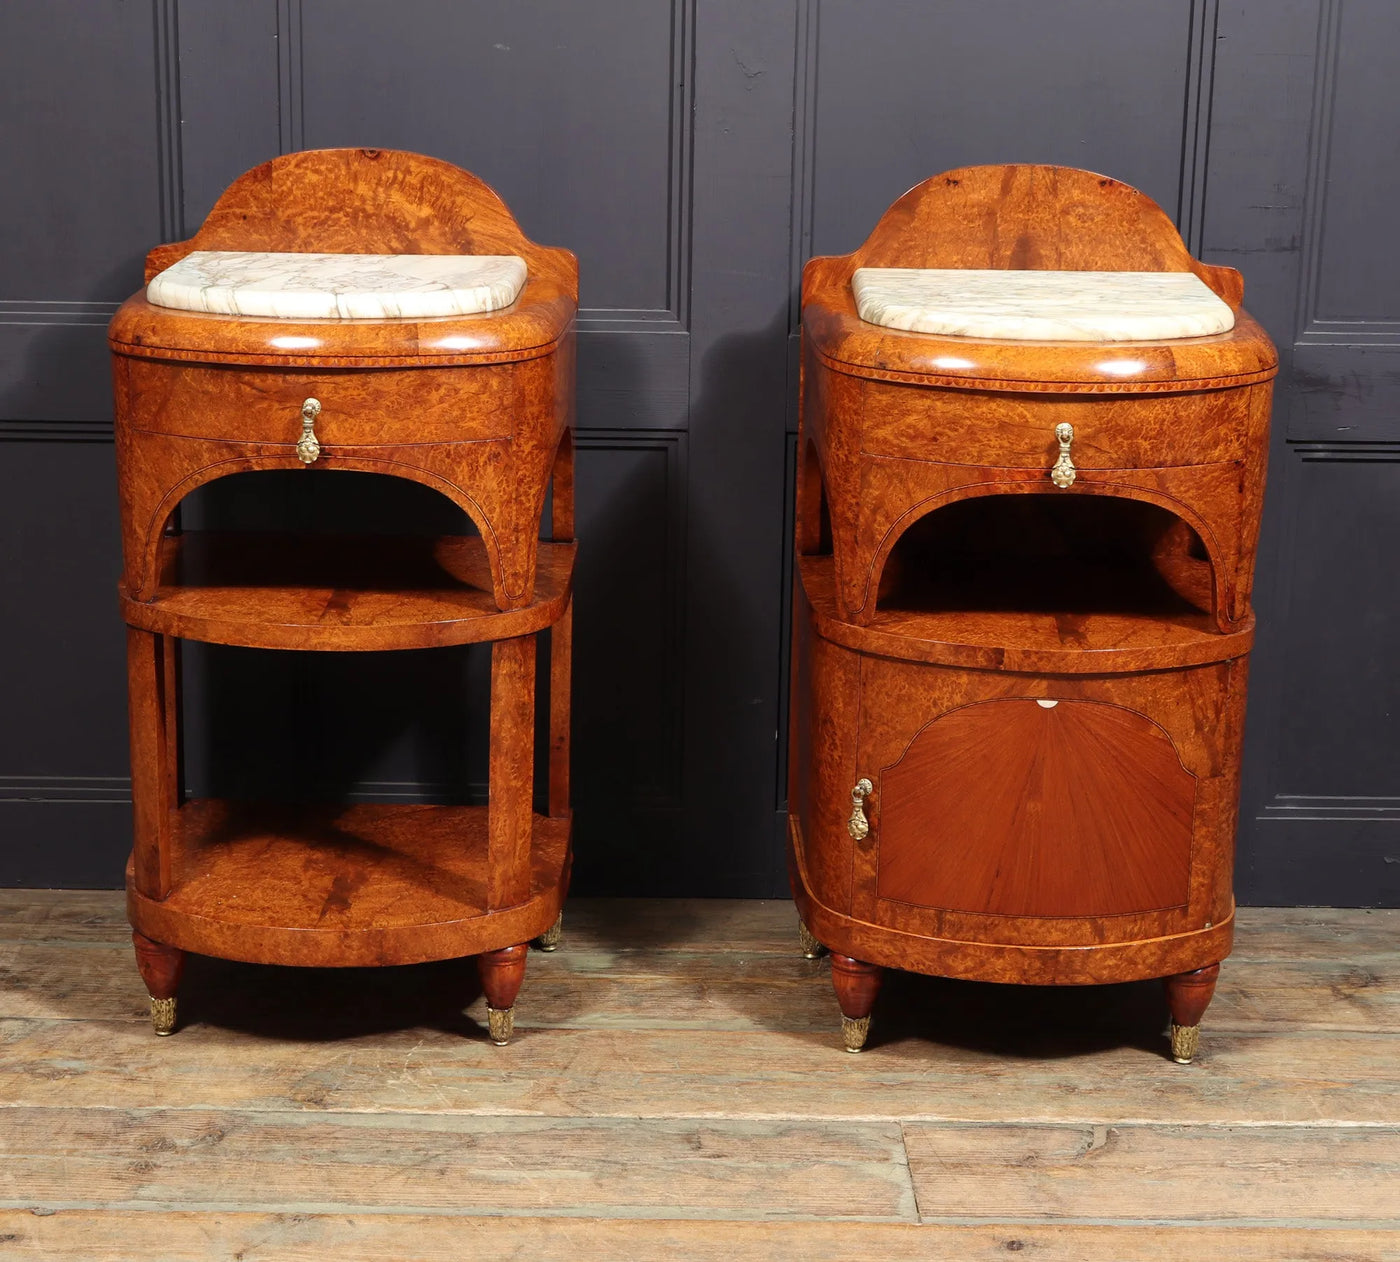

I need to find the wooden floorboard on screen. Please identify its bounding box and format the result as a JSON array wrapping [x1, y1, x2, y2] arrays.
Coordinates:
[[1, 1212, 1395, 1262], [1, 1211, 1394, 1262], [902, 1121, 1400, 1225], [2, 893, 1399, 1258]]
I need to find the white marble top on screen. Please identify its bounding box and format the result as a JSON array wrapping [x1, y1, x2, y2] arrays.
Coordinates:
[[146, 251, 528, 319], [851, 268, 1235, 341]]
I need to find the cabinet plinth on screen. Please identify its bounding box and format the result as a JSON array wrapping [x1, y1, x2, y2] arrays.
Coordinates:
[[788, 165, 1277, 1060], [111, 149, 578, 1041]]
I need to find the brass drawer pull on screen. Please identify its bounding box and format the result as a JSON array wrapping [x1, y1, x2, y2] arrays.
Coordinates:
[[847, 778, 873, 842], [296, 397, 322, 464], [1049, 422, 1075, 488]]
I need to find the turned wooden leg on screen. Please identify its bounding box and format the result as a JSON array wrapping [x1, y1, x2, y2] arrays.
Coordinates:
[[478, 943, 529, 1045], [132, 931, 185, 1036], [830, 954, 882, 1053], [536, 913, 563, 952], [797, 915, 825, 960], [1163, 963, 1220, 1064]]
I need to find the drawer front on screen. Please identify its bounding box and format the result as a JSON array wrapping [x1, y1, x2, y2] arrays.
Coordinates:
[[853, 376, 1251, 470], [122, 359, 525, 446]]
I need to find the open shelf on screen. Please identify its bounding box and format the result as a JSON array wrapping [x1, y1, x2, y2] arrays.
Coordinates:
[[127, 799, 571, 967], [804, 496, 1252, 673], [120, 532, 575, 650]]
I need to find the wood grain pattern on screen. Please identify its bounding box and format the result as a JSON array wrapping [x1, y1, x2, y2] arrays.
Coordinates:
[[902, 1122, 1400, 1224], [6, 926, 1400, 1035], [129, 931, 182, 1002], [115, 147, 578, 368], [8, 1014, 1400, 1126], [121, 533, 575, 651], [0, 1107, 916, 1220], [802, 165, 1275, 394], [112, 148, 577, 613], [110, 150, 576, 1014], [877, 699, 1194, 917], [124, 801, 570, 968], [3, 1213, 1393, 1262], [830, 953, 883, 1020], [2, 896, 1399, 1258], [790, 164, 1274, 1054], [1164, 963, 1221, 1030]]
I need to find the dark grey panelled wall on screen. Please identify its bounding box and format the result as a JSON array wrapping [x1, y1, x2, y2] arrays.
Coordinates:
[[2, 0, 1397, 904]]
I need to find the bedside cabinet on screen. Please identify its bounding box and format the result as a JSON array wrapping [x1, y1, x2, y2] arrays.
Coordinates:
[[110, 148, 577, 1044], [788, 164, 1277, 1061]]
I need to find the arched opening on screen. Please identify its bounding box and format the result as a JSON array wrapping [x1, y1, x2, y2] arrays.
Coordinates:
[[876, 493, 1215, 622], [169, 472, 503, 815], [177, 468, 483, 538]]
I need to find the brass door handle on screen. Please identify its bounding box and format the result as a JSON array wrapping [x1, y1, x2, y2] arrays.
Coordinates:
[[296, 398, 322, 464], [1049, 422, 1075, 488], [847, 778, 873, 842]]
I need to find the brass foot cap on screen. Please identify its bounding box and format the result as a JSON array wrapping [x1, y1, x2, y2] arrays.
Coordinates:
[[1170, 1021, 1200, 1064], [797, 919, 824, 960], [841, 1014, 871, 1053], [537, 914, 563, 953], [150, 996, 177, 1037], [487, 1005, 514, 1046]]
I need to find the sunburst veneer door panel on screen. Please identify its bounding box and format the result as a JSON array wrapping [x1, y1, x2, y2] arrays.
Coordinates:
[[872, 698, 1195, 919]]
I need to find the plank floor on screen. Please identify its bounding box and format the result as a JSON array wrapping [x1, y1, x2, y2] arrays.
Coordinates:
[[1, 893, 1398, 1259]]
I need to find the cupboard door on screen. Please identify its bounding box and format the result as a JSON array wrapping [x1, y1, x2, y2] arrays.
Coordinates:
[[864, 696, 1196, 922]]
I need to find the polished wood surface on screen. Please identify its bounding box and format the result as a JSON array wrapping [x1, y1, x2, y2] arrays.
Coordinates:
[[800, 555, 1254, 674], [802, 165, 1274, 392], [797, 167, 1275, 631], [830, 953, 883, 1021], [130, 931, 183, 1001], [478, 944, 530, 1013], [789, 165, 1275, 1054], [125, 800, 571, 968], [111, 150, 576, 1032], [120, 533, 575, 650], [876, 700, 1194, 918], [4, 893, 1398, 1257], [1164, 963, 1222, 1030], [112, 149, 577, 613], [113, 147, 577, 367]]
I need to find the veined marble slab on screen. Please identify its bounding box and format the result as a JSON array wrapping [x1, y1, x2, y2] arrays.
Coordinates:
[[146, 251, 528, 319], [851, 268, 1235, 341]]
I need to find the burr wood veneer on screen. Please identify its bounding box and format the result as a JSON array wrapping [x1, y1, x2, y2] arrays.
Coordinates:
[[111, 149, 577, 1042], [788, 166, 1277, 1061]]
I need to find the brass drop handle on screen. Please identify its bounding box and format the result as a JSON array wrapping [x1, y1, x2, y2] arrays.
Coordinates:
[[847, 778, 873, 842], [296, 397, 322, 465], [1049, 422, 1075, 488]]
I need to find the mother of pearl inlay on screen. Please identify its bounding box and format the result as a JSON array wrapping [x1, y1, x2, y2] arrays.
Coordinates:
[[146, 251, 528, 320], [851, 269, 1235, 342]]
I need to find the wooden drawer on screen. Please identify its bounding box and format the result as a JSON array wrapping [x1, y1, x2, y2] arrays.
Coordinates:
[[850, 376, 1251, 469], [122, 358, 528, 446]]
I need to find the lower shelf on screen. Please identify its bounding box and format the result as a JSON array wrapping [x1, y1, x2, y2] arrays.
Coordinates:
[[127, 799, 572, 968]]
